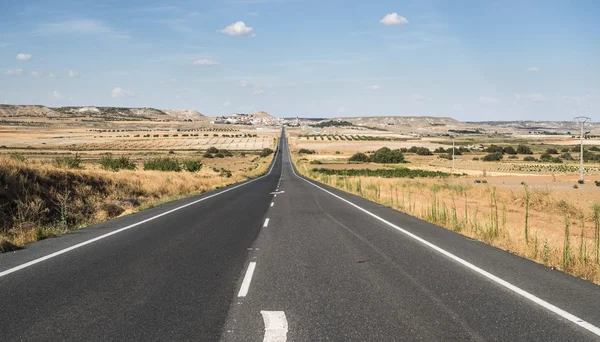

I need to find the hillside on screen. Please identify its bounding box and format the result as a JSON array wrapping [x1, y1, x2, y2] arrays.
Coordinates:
[[0, 105, 206, 121]]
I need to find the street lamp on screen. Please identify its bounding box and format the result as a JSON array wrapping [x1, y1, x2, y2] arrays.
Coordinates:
[[574, 116, 591, 183]]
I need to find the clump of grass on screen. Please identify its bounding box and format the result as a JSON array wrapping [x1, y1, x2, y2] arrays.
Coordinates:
[[182, 160, 202, 172], [100, 155, 137, 172], [10, 152, 26, 162], [53, 154, 83, 169], [143, 158, 181, 172], [298, 148, 316, 154]]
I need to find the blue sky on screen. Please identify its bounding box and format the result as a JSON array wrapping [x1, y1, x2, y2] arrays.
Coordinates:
[[0, 0, 598, 120]]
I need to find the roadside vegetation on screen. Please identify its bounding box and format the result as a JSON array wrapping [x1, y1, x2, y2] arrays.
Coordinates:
[[293, 150, 600, 284], [0, 152, 275, 251]]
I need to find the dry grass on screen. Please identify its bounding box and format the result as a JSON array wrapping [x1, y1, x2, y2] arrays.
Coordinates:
[[293, 154, 600, 285], [0, 154, 273, 250]]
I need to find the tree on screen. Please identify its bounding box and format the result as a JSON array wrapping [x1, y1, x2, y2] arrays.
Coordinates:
[[370, 147, 405, 163], [503, 146, 517, 155], [516, 145, 533, 154], [482, 152, 503, 161], [349, 152, 370, 162]]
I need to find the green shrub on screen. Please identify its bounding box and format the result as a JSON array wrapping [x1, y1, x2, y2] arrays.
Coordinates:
[[561, 152, 574, 160], [219, 168, 232, 178], [523, 156, 537, 162], [309, 160, 323, 164], [517, 145, 533, 154], [168, 150, 175, 154], [349, 152, 370, 162], [298, 148, 316, 154], [503, 146, 517, 155], [370, 147, 405, 163], [220, 149, 233, 157], [578, 180, 584, 184], [546, 148, 559, 154], [100, 155, 137, 171], [482, 152, 503, 161], [311, 167, 451, 178], [407, 146, 432, 156], [485, 145, 504, 153], [434, 147, 446, 153], [215, 153, 225, 158], [439, 153, 453, 160], [508, 155, 519, 159], [472, 157, 480, 161], [207, 146, 219, 153], [561, 148, 571, 153], [182, 160, 202, 172], [203, 153, 214, 158], [53, 154, 83, 169], [144, 158, 181, 171], [260, 148, 274, 157]]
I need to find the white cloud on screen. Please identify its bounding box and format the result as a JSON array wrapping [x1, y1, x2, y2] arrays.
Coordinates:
[[239, 80, 249, 87], [223, 101, 231, 107], [479, 96, 498, 104], [452, 104, 464, 111], [221, 21, 255, 37], [380, 13, 408, 26], [111, 87, 134, 98], [193, 59, 220, 66], [515, 93, 547, 102], [31, 71, 41, 77], [48, 73, 58, 78], [253, 89, 264, 95], [4, 69, 24, 76], [367, 85, 380, 90], [52, 90, 62, 99], [68, 70, 80, 78], [560, 94, 597, 106], [39, 19, 128, 39], [16, 53, 32, 61], [527, 66, 540, 72]]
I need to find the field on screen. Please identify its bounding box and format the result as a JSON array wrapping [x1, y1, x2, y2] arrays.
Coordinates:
[[288, 129, 600, 284], [0, 117, 279, 250]]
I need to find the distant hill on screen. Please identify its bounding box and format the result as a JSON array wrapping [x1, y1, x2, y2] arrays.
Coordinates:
[[334, 116, 464, 128], [0, 105, 206, 121]]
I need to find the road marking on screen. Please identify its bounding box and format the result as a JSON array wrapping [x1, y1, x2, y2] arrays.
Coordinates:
[[271, 202, 274, 207], [0, 148, 280, 279], [263, 218, 270, 227], [261, 311, 288, 342], [237, 262, 257, 297], [285, 143, 600, 337]]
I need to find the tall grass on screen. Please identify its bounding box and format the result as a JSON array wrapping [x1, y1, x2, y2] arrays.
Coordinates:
[[293, 153, 600, 284], [0, 153, 273, 250]]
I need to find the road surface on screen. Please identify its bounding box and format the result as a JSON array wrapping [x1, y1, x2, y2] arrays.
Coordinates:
[[1, 128, 600, 341]]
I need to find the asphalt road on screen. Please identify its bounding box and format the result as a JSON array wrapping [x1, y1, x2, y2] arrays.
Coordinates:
[[2, 128, 600, 341]]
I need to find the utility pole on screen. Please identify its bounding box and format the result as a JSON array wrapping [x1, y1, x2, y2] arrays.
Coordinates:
[[574, 116, 591, 183]]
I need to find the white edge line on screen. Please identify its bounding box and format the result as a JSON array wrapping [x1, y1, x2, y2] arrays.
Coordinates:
[[261, 310, 288, 342], [285, 139, 600, 337], [263, 218, 270, 227], [237, 261, 257, 297], [0, 147, 280, 279]]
